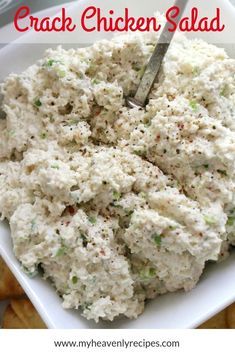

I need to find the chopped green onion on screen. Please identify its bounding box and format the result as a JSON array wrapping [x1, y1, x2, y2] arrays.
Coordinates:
[[227, 216, 235, 226], [40, 132, 47, 139], [139, 192, 147, 199], [220, 86, 227, 97], [138, 65, 146, 78], [192, 67, 199, 76], [111, 203, 123, 209], [133, 150, 146, 157], [125, 210, 134, 217], [149, 268, 156, 277], [22, 266, 38, 278], [55, 247, 66, 257], [169, 225, 177, 230], [153, 234, 162, 246], [133, 63, 146, 76], [113, 191, 121, 201], [204, 215, 216, 225], [51, 164, 60, 170], [81, 302, 91, 311], [47, 59, 56, 67], [92, 78, 101, 84], [203, 164, 209, 169], [68, 119, 79, 126], [72, 276, 78, 285], [34, 99, 42, 107], [57, 69, 66, 78], [88, 216, 96, 225], [189, 100, 198, 112], [44, 59, 63, 67], [140, 267, 156, 280]]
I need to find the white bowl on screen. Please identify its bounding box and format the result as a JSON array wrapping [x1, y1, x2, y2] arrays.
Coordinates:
[[0, 0, 235, 329]]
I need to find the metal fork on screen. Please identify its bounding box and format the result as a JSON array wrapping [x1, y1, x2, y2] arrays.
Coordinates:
[[126, 0, 189, 108]]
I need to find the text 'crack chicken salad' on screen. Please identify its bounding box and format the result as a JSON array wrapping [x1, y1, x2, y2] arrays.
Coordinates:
[[0, 28, 235, 322]]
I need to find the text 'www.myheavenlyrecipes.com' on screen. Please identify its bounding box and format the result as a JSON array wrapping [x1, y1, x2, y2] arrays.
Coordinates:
[[53, 338, 180, 350]]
